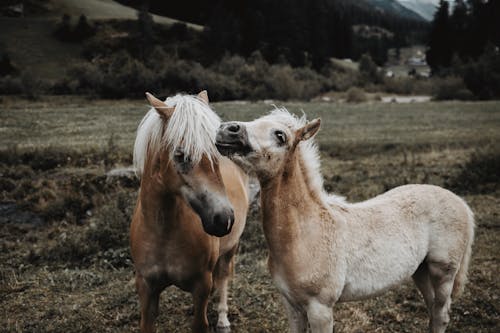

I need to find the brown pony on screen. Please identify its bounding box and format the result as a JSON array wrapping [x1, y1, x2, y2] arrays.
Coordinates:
[[130, 91, 249, 332]]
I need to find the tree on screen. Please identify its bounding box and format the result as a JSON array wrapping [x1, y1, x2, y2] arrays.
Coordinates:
[[450, 0, 468, 57], [53, 14, 72, 42], [463, 44, 500, 100], [427, 0, 452, 72], [137, 4, 154, 60], [359, 53, 380, 84], [73, 15, 95, 41]]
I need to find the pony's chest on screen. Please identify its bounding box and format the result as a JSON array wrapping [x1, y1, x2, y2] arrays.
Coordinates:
[[138, 236, 216, 286], [269, 257, 324, 305], [270, 264, 294, 301]]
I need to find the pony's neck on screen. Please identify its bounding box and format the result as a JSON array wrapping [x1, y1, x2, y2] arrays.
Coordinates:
[[139, 172, 181, 231], [259, 149, 327, 255]]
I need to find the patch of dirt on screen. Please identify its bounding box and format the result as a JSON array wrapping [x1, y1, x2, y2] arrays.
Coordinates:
[[1, 147, 499, 332]]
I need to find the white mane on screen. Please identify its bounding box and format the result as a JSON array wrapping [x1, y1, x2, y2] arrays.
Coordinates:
[[133, 94, 221, 176], [264, 108, 347, 205]]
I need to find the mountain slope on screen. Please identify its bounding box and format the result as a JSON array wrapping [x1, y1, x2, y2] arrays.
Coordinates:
[[46, 0, 202, 29], [397, 0, 438, 21], [363, 0, 426, 21], [0, 0, 201, 80]]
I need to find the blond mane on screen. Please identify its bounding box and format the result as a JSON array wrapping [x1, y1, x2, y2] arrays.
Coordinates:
[[133, 94, 221, 176]]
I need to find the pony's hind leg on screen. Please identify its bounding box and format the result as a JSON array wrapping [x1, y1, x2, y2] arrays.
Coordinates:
[[412, 261, 435, 315], [307, 300, 334, 333], [282, 296, 307, 333], [428, 262, 456, 333], [213, 245, 238, 332], [136, 274, 161, 333]]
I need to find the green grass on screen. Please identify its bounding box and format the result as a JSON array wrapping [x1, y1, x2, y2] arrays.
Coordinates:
[[1, 97, 499, 332], [2, 97, 499, 151]]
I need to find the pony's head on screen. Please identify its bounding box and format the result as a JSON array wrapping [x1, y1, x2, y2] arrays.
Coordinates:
[[134, 91, 235, 237], [215, 108, 321, 181]]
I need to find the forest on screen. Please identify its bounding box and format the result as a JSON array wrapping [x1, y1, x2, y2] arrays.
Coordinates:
[[426, 0, 500, 99], [118, 0, 429, 67], [0, 0, 499, 100]]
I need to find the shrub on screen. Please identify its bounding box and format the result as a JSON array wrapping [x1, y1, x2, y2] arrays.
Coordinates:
[[0, 51, 18, 76], [462, 45, 500, 100], [293, 67, 326, 99], [21, 71, 47, 99], [64, 46, 329, 100], [383, 77, 415, 95], [432, 76, 474, 101], [446, 149, 500, 195], [215, 54, 247, 76], [68, 52, 157, 98], [53, 14, 72, 42], [346, 87, 367, 103], [264, 65, 299, 100], [359, 53, 382, 85], [53, 14, 95, 42], [50, 77, 78, 95], [68, 62, 103, 95], [73, 15, 95, 41], [0, 75, 22, 94]]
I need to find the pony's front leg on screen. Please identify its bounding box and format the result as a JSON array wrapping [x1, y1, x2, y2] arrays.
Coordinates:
[[282, 296, 307, 333], [192, 272, 213, 333], [215, 275, 231, 332], [214, 245, 238, 332], [306, 300, 334, 333], [136, 274, 160, 333]]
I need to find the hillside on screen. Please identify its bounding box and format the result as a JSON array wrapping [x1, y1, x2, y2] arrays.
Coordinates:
[[397, 0, 438, 21], [363, 0, 426, 21], [43, 0, 201, 28], [121, 0, 427, 25], [0, 0, 201, 80]]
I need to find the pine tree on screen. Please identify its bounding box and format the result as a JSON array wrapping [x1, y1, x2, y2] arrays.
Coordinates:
[[426, 0, 452, 72], [137, 4, 154, 60], [450, 0, 468, 58]]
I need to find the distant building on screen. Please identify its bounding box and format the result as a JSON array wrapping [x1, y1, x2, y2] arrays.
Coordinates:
[[2, 3, 24, 17], [407, 50, 427, 67]]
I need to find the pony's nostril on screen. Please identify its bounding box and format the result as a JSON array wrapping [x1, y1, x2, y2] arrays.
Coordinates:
[[227, 213, 235, 231], [227, 123, 240, 133]]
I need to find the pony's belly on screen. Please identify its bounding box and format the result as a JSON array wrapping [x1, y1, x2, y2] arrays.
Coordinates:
[[339, 276, 408, 302], [338, 255, 423, 302]]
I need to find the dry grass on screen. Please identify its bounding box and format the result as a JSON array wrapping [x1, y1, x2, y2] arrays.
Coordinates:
[[1, 96, 499, 332]]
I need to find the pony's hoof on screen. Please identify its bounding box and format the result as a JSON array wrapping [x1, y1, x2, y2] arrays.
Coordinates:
[[216, 313, 230, 331]]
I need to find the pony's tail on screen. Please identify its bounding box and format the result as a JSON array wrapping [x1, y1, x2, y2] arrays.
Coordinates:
[[452, 204, 475, 298]]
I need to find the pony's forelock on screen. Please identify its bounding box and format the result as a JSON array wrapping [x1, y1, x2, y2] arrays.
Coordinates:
[[133, 94, 221, 176]]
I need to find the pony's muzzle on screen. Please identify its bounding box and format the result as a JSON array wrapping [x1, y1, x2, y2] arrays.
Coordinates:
[[211, 209, 235, 237], [216, 122, 252, 156]]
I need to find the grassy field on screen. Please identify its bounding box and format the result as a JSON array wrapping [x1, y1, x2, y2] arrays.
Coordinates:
[[1, 96, 499, 332]]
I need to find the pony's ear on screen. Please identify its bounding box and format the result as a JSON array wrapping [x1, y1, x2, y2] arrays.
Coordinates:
[[198, 90, 209, 104], [296, 118, 321, 142], [146, 92, 174, 118]]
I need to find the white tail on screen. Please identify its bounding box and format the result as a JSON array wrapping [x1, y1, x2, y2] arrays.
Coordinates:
[[452, 203, 475, 298]]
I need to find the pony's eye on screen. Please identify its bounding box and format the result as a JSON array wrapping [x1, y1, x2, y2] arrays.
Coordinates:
[[174, 149, 185, 161], [274, 130, 287, 144]]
